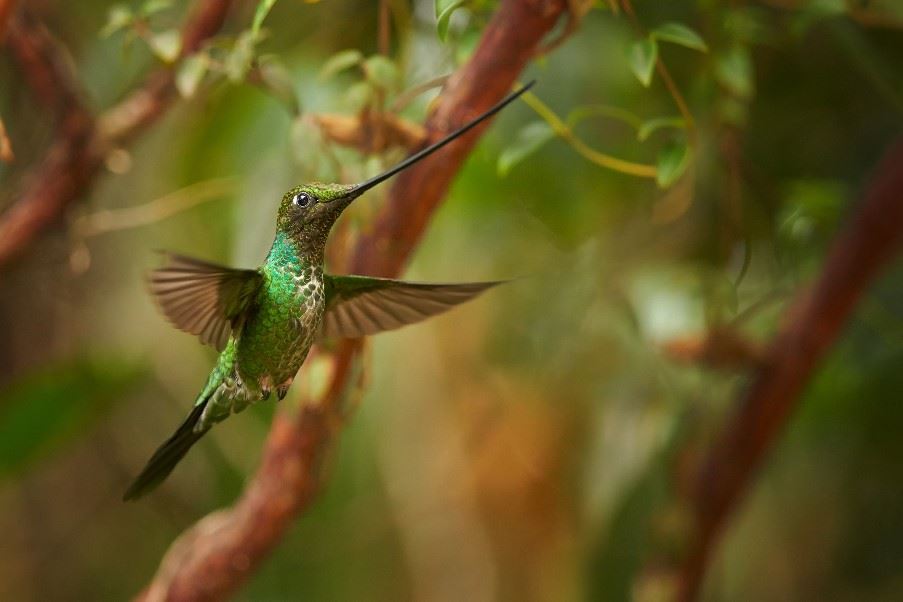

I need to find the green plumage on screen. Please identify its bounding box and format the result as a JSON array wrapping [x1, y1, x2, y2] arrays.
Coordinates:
[[123, 84, 532, 500]]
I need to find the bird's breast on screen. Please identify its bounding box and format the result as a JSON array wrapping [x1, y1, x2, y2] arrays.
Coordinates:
[[234, 264, 326, 390]]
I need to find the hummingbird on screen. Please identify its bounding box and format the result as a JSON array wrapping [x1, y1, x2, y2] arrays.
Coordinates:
[[123, 82, 533, 500]]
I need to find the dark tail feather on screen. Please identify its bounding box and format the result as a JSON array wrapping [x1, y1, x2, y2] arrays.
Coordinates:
[[123, 402, 209, 501]]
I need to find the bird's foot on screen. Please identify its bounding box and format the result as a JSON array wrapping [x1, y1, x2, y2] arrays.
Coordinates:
[[277, 383, 290, 400]]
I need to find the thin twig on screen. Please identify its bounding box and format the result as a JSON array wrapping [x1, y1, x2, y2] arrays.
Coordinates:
[[619, 0, 696, 136], [72, 177, 237, 238], [0, 116, 13, 163], [521, 91, 658, 178], [0, 0, 17, 38], [0, 0, 233, 270], [135, 1, 570, 600], [676, 138, 903, 601]]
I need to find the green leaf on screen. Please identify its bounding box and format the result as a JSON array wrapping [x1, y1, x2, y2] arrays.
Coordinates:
[[656, 140, 690, 188], [256, 55, 300, 115], [101, 5, 134, 38], [363, 55, 399, 90], [629, 38, 658, 87], [176, 53, 209, 98], [497, 121, 555, 176], [0, 356, 146, 479], [343, 81, 372, 112], [140, 0, 172, 16], [651, 22, 708, 52], [637, 116, 685, 142], [716, 45, 754, 98], [319, 49, 363, 80], [148, 29, 182, 63], [251, 0, 278, 37], [807, 0, 846, 15], [225, 30, 256, 82], [436, 0, 465, 42], [291, 116, 322, 172]]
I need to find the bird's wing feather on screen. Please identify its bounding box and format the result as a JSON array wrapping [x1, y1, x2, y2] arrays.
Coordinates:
[[149, 253, 263, 350], [322, 275, 501, 339]]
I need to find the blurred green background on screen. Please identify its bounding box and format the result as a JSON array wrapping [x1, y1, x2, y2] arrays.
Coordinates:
[[2, 0, 903, 600]]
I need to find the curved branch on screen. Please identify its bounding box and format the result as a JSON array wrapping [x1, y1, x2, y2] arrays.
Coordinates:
[[0, 0, 233, 269], [676, 139, 903, 601], [135, 1, 568, 600]]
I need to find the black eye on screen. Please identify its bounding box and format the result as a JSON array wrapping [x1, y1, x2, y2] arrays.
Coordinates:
[[292, 192, 312, 208]]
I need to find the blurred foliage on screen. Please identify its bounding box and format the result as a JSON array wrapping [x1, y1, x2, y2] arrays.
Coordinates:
[[0, 357, 147, 479], [2, 0, 903, 600]]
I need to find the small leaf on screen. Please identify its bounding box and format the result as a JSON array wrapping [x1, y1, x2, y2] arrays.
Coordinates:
[[225, 30, 256, 82], [498, 121, 555, 176], [343, 81, 372, 111], [363, 55, 399, 90], [256, 55, 300, 115], [807, 0, 846, 15], [0, 356, 146, 479], [148, 29, 182, 63], [101, 5, 134, 38], [436, 0, 465, 42], [651, 22, 708, 52], [629, 38, 658, 87], [319, 49, 363, 80], [656, 140, 690, 188], [637, 117, 685, 142], [140, 0, 172, 16], [291, 116, 322, 172], [252, 0, 278, 37], [176, 53, 209, 98], [716, 45, 754, 98]]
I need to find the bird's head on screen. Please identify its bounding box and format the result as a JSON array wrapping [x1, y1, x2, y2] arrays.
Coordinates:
[[275, 81, 535, 253], [276, 181, 359, 246]]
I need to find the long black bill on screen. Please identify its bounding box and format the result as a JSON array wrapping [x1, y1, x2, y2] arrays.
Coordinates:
[[347, 80, 535, 197]]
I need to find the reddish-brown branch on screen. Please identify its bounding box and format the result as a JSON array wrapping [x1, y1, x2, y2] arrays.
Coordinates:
[[676, 139, 903, 601], [135, 1, 567, 600], [0, 0, 233, 269]]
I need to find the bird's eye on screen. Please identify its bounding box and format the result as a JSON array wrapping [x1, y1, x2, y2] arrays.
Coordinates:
[[292, 192, 312, 208]]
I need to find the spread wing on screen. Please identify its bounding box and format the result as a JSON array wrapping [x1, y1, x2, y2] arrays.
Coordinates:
[[322, 275, 502, 339], [149, 253, 263, 351]]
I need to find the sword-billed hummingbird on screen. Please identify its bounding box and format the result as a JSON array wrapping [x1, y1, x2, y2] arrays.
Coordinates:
[[123, 82, 533, 500]]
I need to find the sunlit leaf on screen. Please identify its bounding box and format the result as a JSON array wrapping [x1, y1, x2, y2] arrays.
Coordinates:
[[656, 140, 690, 188], [629, 38, 658, 87], [252, 0, 278, 37], [225, 30, 256, 82], [637, 117, 685, 142], [0, 356, 146, 479], [319, 49, 363, 80], [363, 55, 399, 90], [101, 5, 134, 38], [498, 121, 555, 176], [436, 0, 465, 42], [140, 0, 172, 16], [651, 22, 708, 52], [176, 53, 209, 98], [343, 81, 372, 112], [148, 29, 182, 63]]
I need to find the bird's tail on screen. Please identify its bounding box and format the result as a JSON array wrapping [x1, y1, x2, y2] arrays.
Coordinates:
[[122, 401, 209, 501]]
